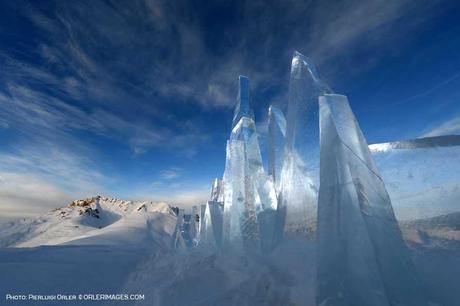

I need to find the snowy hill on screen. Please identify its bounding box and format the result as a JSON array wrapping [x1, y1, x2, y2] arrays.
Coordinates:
[[0, 196, 177, 248]]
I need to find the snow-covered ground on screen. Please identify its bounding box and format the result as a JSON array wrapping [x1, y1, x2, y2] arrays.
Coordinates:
[[0, 197, 459, 306]]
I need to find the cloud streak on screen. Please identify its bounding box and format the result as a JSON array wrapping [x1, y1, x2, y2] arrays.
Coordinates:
[[422, 116, 460, 137]]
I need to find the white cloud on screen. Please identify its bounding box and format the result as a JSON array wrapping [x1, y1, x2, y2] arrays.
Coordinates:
[[0, 137, 109, 195], [422, 116, 460, 137], [0, 172, 73, 218], [159, 167, 182, 180]]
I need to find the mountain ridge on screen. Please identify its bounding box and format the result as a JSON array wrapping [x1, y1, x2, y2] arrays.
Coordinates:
[[0, 196, 177, 248]]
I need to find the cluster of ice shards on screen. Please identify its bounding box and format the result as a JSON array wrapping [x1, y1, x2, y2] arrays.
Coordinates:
[[216, 76, 279, 251], [316, 94, 427, 306], [369, 135, 460, 220], [191, 51, 431, 305]]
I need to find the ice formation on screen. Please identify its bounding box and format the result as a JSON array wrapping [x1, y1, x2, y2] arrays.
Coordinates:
[[268, 105, 286, 186], [316, 94, 427, 306], [369, 134, 460, 152], [191, 205, 200, 245], [198, 204, 206, 242], [192, 53, 437, 304], [210, 178, 224, 202], [201, 201, 224, 249], [222, 139, 247, 247], [220, 76, 278, 250], [172, 209, 186, 249], [277, 51, 332, 237], [370, 136, 460, 220]]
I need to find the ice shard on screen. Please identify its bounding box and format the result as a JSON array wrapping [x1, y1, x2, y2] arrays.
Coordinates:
[[198, 204, 206, 242], [200, 178, 225, 248], [210, 178, 224, 202], [232, 75, 254, 128], [172, 209, 186, 249], [181, 214, 194, 248], [369, 135, 460, 220], [222, 76, 278, 250], [316, 94, 427, 306], [278, 51, 331, 237], [368, 134, 460, 152], [222, 139, 246, 246], [268, 105, 286, 187], [191, 205, 200, 245], [202, 201, 224, 249]]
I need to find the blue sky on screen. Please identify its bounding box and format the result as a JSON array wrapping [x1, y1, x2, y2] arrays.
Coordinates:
[[1, 0, 460, 218]]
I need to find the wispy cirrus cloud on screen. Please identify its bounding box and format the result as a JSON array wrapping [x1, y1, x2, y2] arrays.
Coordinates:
[[422, 116, 460, 137], [0, 0, 454, 219], [159, 167, 182, 180], [0, 138, 109, 218], [0, 172, 73, 218]]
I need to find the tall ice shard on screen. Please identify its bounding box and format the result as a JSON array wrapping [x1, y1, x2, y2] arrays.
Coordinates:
[[268, 105, 286, 187], [232, 75, 254, 129], [222, 139, 246, 246], [172, 209, 186, 249], [278, 51, 331, 237], [316, 94, 427, 306], [202, 201, 224, 249], [198, 204, 207, 243], [222, 76, 278, 250]]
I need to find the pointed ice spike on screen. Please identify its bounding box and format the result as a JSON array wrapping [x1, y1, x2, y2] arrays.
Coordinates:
[[202, 201, 224, 249], [210, 178, 224, 202], [290, 51, 331, 93], [316, 94, 427, 306], [277, 52, 331, 239], [285, 50, 332, 156], [232, 75, 254, 128], [222, 76, 279, 251]]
